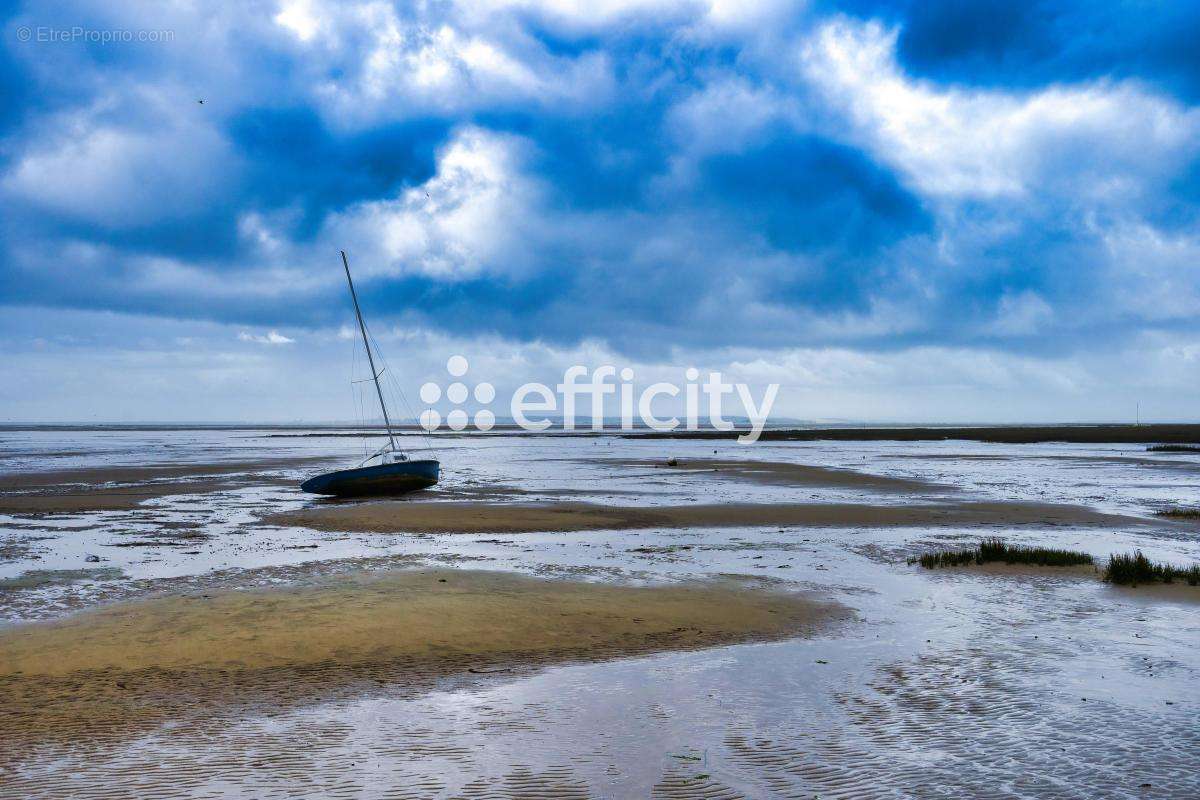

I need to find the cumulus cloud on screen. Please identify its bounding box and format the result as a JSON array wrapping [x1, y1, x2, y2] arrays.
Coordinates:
[[325, 126, 543, 280], [3, 103, 237, 229], [798, 18, 1200, 200], [269, 0, 616, 126], [1, 0, 1199, 420]]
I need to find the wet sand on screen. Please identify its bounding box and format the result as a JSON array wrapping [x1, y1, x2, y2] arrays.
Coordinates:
[[0, 481, 255, 513], [3, 429, 1198, 798], [912, 562, 1200, 602], [270, 498, 1147, 534], [0, 569, 843, 758], [587, 457, 951, 492], [0, 457, 335, 513], [923, 562, 1102, 579]]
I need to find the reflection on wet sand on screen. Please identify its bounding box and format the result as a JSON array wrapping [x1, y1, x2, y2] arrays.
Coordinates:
[[0, 569, 844, 761], [0, 456, 338, 513]]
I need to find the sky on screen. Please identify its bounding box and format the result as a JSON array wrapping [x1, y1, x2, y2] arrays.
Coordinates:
[[1, 0, 1198, 424]]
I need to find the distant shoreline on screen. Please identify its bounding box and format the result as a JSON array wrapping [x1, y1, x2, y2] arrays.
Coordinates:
[[1, 422, 1198, 444], [631, 423, 1200, 445]]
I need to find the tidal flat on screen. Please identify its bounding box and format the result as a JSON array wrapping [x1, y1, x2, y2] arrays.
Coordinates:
[[1, 427, 1198, 799]]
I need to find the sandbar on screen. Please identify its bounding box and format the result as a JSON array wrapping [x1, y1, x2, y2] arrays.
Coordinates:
[[0, 569, 843, 756], [269, 499, 1147, 534]]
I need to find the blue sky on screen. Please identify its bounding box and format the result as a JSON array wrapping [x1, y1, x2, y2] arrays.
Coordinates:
[[1, 0, 1198, 423]]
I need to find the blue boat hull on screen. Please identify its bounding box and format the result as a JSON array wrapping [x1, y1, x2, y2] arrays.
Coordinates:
[[300, 459, 439, 497]]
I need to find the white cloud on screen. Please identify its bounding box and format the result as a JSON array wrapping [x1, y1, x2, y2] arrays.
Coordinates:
[[436, 0, 692, 37], [658, 78, 802, 192], [988, 291, 1055, 337], [798, 18, 1200, 200], [1097, 222, 1200, 322], [2, 106, 237, 229], [4, 306, 1197, 423], [327, 126, 543, 279], [238, 330, 296, 345], [459, 0, 798, 34], [272, 1, 615, 125], [274, 0, 323, 41]]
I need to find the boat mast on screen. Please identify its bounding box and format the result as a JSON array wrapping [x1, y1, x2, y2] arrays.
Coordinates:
[[341, 250, 398, 454]]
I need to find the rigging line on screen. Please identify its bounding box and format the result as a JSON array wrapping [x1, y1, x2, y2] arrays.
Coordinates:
[[341, 250, 397, 454], [348, 327, 357, 441], [350, 330, 365, 460], [370, 330, 432, 458], [387, 363, 439, 459], [359, 321, 398, 440], [391, 339, 438, 458], [356, 320, 406, 457], [363, 323, 439, 460], [341, 268, 396, 462], [350, 329, 374, 462]]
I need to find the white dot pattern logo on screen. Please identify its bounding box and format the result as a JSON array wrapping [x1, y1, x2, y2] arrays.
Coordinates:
[[419, 355, 496, 432]]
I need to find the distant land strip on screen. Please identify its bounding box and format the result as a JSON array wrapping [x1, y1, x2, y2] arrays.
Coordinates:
[[627, 424, 1200, 445], [3, 423, 1199, 444]]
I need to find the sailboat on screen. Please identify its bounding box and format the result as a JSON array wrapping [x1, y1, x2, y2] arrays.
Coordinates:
[[300, 251, 440, 497]]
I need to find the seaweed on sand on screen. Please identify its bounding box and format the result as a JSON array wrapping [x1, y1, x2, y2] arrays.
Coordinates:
[[0, 568, 125, 590]]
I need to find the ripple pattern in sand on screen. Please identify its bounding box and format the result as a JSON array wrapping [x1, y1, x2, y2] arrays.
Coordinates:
[[4, 618, 1197, 800]]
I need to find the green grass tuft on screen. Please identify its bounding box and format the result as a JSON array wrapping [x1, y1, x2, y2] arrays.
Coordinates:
[[909, 538, 1093, 570], [911, 542, 1200, 588], [1104, 551, 1200, 586]]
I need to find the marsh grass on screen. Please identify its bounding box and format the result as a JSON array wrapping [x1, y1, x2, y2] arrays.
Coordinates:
[[911, 549, 977, 569], [1146, 444, 1200, 453], [1104, 551, 1200, 586], [1155, 507, 1200, 520], [909, 538, 1094, 570], [911, 541, 1200, 589]]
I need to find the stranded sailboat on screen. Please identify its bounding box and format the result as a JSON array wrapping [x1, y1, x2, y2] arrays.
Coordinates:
[[300, 251, 440, 497]]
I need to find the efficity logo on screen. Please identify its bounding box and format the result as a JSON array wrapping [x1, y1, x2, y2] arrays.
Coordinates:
[[418, 356, 779, 443], [418, 355, 497, 432]]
